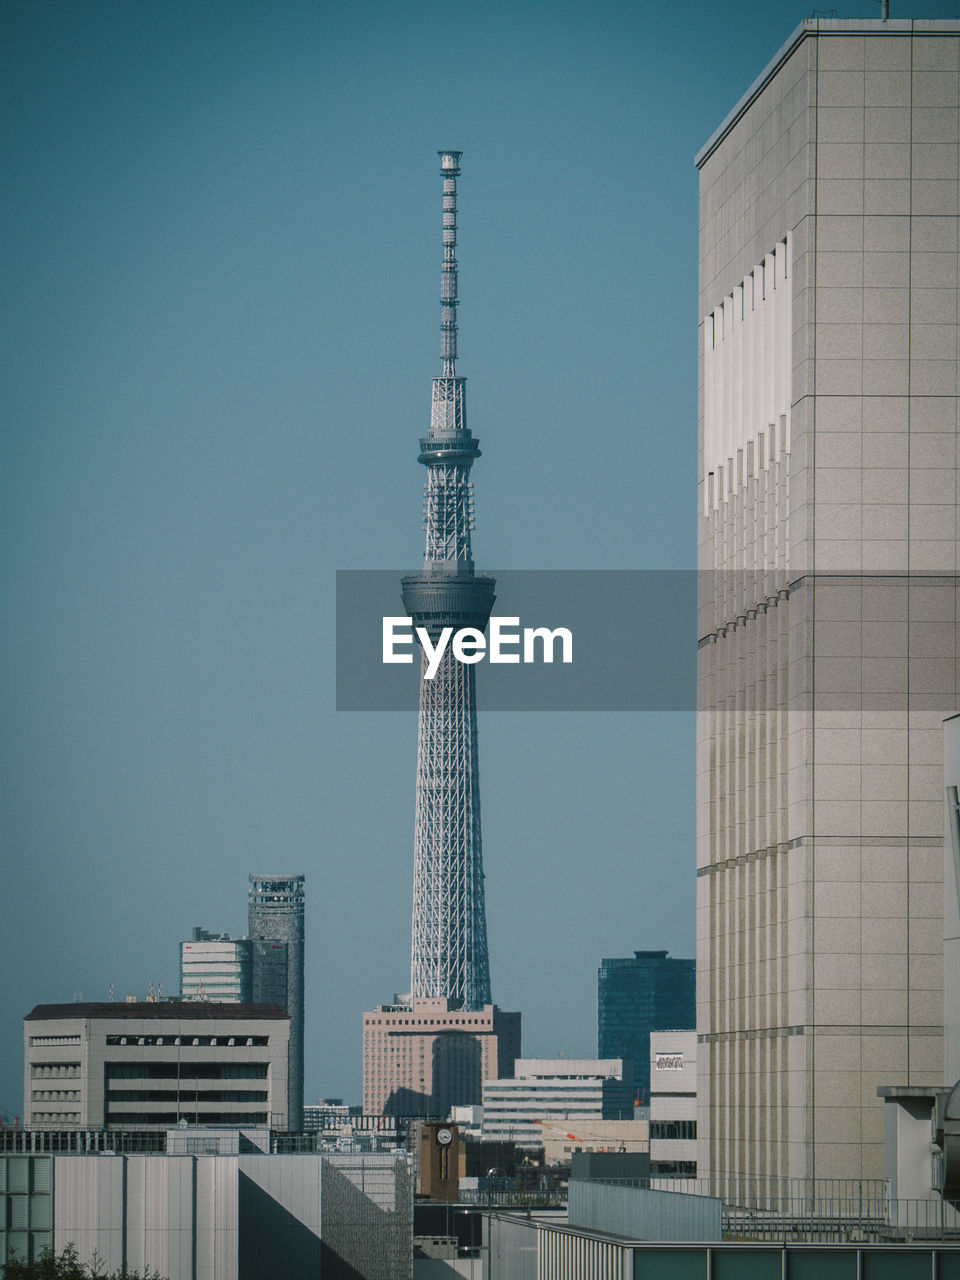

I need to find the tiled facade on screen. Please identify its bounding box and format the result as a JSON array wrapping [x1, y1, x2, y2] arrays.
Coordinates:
[[697, 19, 959, 1185]]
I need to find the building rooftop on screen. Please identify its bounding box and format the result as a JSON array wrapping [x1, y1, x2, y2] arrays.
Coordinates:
[[696, 17, 960, 169], [26, 1001, 289, 1021]]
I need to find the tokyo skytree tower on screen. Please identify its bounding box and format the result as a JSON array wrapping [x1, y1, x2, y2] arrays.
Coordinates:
[[401, 151, 495, 1011]]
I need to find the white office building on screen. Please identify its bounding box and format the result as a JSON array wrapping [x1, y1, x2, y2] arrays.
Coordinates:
[[649, 1031, 697, 1179], [481, 1058, 627, 1149], [24, 1002, 289, 1130], [180, 928, 252, 1002]]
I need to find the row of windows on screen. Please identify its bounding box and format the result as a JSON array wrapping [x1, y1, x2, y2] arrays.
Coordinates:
[[650, 1160, 697, 1176], [105, 1111, 268, 1126], [29, 1036, 81, 1047], [106, 1063, 268, 1080], [484, 1091, 604, 1101], [31, 1091, 81, 1102], [108, 1089, 268, 1103], [367, 1018, 489, 1027], [650, 1120, 697, 1140], [31, 1114, 81, 1124], [104, 1034, 268, 1047], [31, 1065, 80, 1080]]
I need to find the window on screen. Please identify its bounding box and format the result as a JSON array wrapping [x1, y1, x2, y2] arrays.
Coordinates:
[[651, 1119, 697, 1140]]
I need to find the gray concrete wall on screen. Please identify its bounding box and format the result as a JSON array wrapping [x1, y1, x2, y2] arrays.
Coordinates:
[[568, 1179, 721, 1242]]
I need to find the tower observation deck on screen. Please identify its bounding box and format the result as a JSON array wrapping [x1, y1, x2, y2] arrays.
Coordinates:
[[401, 151, 495, 1011]]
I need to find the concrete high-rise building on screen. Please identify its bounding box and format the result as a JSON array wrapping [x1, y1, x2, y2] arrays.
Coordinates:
[[696, 18, 959, 1186], [180, 927, 252, 1002], [598, 951, 695, 1104], [363, 152, 520, 1115], [248, 875, 304, 1130]]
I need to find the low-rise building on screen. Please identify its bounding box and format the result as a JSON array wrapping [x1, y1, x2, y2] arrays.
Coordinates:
[[481, 1059, 634, 1150], [24, 1002, 289, 1130], [303, 1097, 361, 1133], [0, 1145, 412, 1279]]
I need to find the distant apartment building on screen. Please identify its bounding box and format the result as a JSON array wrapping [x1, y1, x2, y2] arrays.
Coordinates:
[[302, 1098, 360, 1133], [24, 1002, 289, 1130], [649, 1030, 697, 1179], [481, 1058, 633, 1150], [598, 951, 695, 1103], [180, 928, 252, 1002], [362, 997, 520, 1117], [248, 874, 304, 1129]]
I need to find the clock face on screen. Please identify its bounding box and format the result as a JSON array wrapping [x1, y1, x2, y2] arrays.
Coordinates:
[[437, 1127, 453, 1146]]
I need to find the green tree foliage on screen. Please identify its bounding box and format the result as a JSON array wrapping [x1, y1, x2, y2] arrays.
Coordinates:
[[2, 1244, 164, 1280]]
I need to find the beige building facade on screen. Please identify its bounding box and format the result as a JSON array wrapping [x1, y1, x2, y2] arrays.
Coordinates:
[[697, 19, 959, 1185], [24, 1002, 289, 1130], [362, 997, 520, 1116]]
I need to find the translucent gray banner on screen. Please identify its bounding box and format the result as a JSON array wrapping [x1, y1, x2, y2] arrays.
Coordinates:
[[336, 570, 960, 712], [337, 570, 695, 711]]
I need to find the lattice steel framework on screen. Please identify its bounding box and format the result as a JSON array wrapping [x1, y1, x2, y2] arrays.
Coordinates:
[[401, 151, 494, 1011]]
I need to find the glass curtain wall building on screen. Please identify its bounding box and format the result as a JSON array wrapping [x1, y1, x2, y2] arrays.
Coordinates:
[[598, 951, 695, 1104]]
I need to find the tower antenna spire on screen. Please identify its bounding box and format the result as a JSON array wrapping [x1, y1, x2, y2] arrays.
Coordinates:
[[439, 149, 462, 378]]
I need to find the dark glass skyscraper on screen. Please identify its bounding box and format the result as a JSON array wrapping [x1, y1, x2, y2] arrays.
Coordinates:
[[598, 950, 695, 1104]]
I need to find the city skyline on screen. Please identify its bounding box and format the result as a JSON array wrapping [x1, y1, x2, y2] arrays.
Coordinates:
[[3, 0, 958, 1121]]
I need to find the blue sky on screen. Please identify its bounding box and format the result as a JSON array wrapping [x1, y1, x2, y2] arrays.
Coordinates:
[[2, 0, 956, 1117]]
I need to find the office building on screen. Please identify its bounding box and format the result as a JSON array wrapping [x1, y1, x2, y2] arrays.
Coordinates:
[[697, 18, 959, 1185], [649, 1030, 697, 1179], [481, 1058, 633, 1150], [248, 874, 304, 1129], [23, 1002, 289, 1130], [598, 950, 695, 1104], [180, 927, 252, 1002], [363, 152, 520, 1113], [362, 997, 519, 1117], [302, 1097, 359, 1133]]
